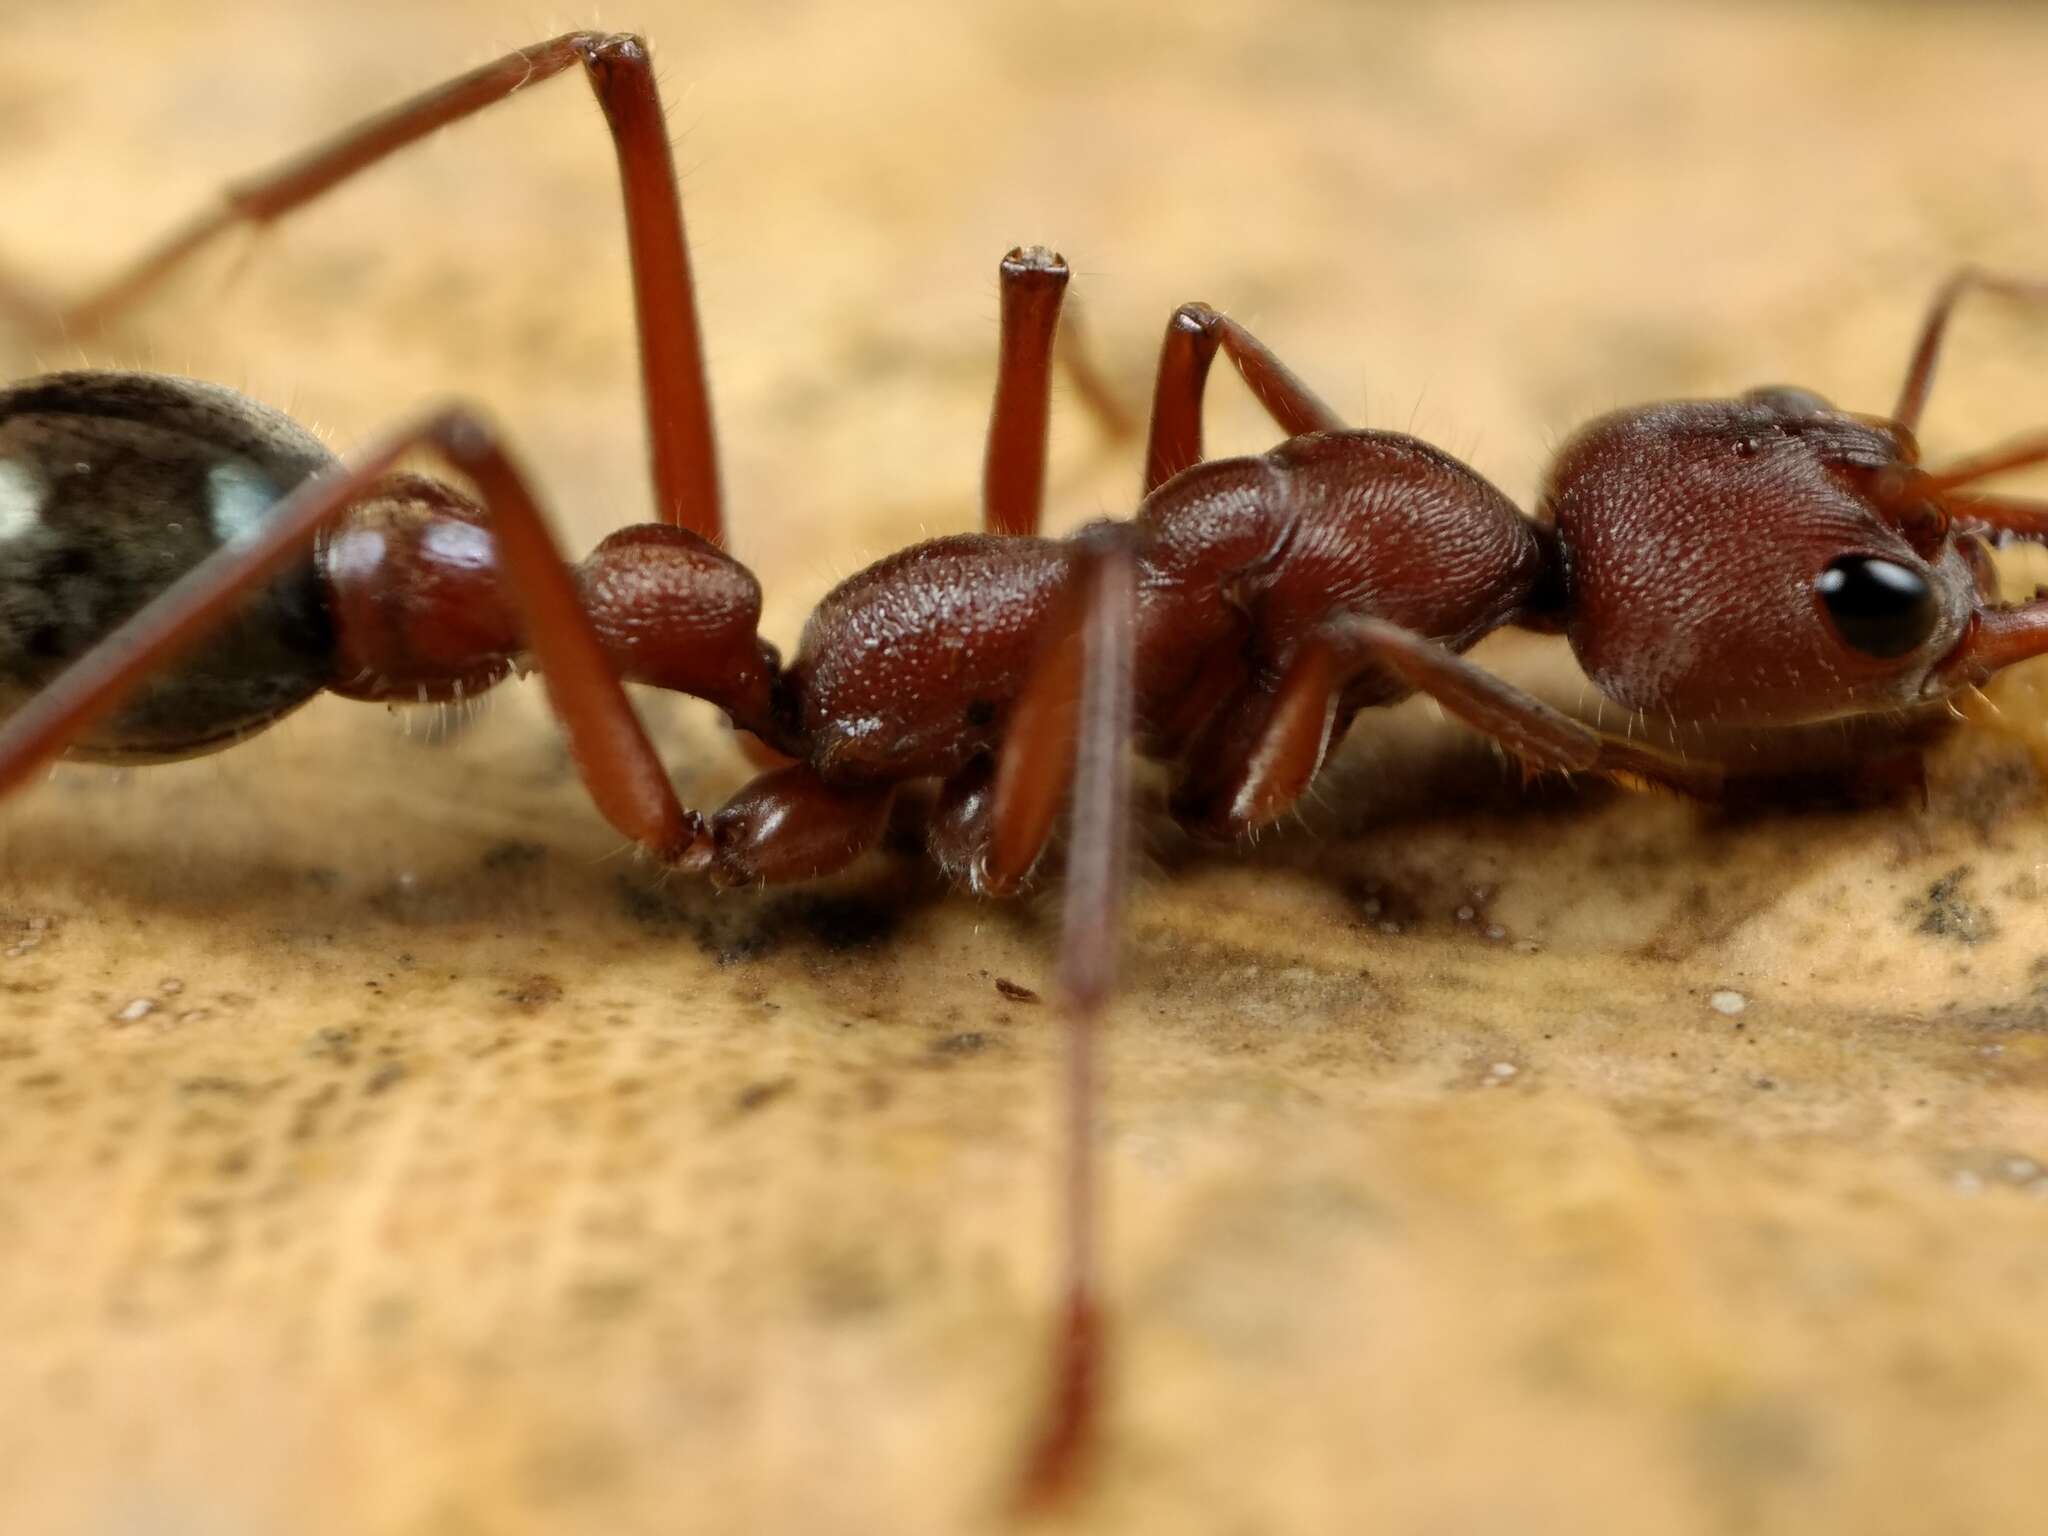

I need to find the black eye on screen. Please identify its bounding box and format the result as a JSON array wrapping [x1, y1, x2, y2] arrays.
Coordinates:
[[1814, 555, 1938, 659]]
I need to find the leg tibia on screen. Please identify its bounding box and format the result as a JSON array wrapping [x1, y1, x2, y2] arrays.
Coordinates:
[[1006, 536, 1137, 1508], [1144, 303, 1345, 493], [1323, 619, 1723, 799], [984, 248, 1071, 537], [927, 759, 1000, 892], [1167, 647, 1343, 839], [1893, 267, 2048, 434], [1173, 618, 1725, 840]]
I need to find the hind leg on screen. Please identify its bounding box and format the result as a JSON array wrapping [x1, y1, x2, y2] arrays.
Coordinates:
[[15, 32, 723, 542]]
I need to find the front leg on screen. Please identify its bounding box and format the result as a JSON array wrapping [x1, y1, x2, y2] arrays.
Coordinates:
[[1175, 618, 1724, 840], [1893, 267, 2048, 434]]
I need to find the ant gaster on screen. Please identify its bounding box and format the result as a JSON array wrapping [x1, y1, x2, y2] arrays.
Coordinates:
[[5, 31, 2048, 1511]]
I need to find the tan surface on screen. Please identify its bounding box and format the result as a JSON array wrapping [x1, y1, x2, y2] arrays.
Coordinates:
[[5, 2, 2048, 1532]]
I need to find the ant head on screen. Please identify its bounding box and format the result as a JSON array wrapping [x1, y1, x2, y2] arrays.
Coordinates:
[[1540, 391, 1982, 727]]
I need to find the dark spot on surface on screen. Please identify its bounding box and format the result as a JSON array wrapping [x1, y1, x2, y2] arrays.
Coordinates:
[[1910, 867, 1998, 945], [1684, 1393, 1813, 1515], [364, 1060, 407, 1096], [290, 1082, 341, 1141], [308, 1025, 359, 1065], [502, 974, 564, 1010], [363, 1294, 415, 1338], [965, 697, 997, 728], [1341, 874, 1427, 933], [24, 623, 63, 659], [1939, 741, 2040, 841], [803, 1246, 892, 1319], [928, 1031, 992, 1060], [783, 893, 902, 951], [522, 1426, 629, 1502], [481, 840, 547, 871], [613, 875, 689, 931], [567, 1275, 646, 1322], [994, 977, 1040, 1003], [1449, 883, 1510, 941], [617, 858, 938, 963], [179, 1076, 255, 1098], [735, 1076, 796, 1114]]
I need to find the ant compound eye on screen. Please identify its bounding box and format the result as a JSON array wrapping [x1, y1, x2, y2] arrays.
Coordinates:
[[1814, 555, 1937, 659], [1744, 386, 1832, 418]]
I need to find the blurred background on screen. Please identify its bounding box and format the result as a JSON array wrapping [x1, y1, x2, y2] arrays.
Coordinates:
[[4, 2, 2048, 1533]]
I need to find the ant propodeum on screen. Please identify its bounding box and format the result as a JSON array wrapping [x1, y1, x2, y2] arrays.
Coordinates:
[[4, 30, 2048, 1510]]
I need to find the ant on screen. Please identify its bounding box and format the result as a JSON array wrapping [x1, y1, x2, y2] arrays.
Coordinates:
[[5, 29, 2048, 1512]]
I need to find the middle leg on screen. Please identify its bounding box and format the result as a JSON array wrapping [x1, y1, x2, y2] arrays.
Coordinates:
[[1143, 303, 1345, 493], [1174, 617, 1725, 840], [981, 534, 1139, 1509], [1892, 266, 2048, 435]]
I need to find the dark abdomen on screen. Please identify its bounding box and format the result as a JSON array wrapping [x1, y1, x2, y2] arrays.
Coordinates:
[[0, 373, 338, 761]]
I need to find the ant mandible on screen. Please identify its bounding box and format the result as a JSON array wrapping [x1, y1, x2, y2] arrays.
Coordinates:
[[5, 30, 2048, 1512]]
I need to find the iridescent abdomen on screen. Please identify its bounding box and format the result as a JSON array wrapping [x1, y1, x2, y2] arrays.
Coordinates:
[[0, 373, 338, 761]]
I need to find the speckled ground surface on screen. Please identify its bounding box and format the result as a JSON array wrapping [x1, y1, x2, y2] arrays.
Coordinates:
[[4, 3, 2048, 1533]]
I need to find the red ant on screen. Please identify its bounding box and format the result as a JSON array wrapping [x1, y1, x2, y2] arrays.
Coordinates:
[[5, 30, 2048, 1510]]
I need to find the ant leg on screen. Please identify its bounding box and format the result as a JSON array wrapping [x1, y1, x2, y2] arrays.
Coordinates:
[[0, 408, 705, 864], [1923, 432, 2048, 495], [1144, 303, 1345, 493], [1888, 420, 2048, 549], [993, 536, 1138, 1510], [1181, 618, 1723, 837], [972, 534, 1138, 894], [1893, 268, 2048, 434], [981, 249, 1139, 537], [1056, 295, 1141, 445], [926, 759, 1000, 890], [683, 762, 897, 886], [45, 33, 721, 542], [1333, 620, 1722, 796], [1932, 590, 2048, 685], [984, 248, 1071, 537], [1943, 491, 2048, 545]]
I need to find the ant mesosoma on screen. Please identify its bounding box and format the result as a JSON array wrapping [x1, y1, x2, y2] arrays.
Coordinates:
[[5, 30, 2048, 1510]]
